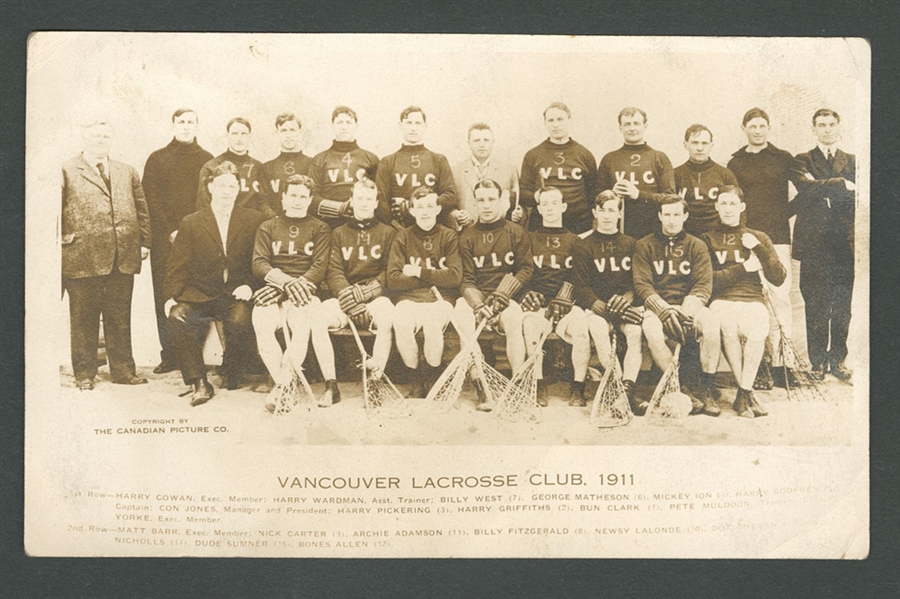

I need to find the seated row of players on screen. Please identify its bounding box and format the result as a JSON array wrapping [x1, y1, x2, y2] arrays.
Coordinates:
[[164, 160, 783, 420]]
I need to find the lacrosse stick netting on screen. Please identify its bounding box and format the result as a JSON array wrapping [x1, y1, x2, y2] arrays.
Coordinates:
[[494, 327, 547, 423], [645, 344, 692, 424], [590, 333, 633, 428], [347, 319, 411, 418], [269, 305, 317, 417]]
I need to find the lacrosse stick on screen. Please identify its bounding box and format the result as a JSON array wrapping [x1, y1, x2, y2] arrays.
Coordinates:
[[493, 324, 548, 423], [266, 305, 317, 417], [347, 318, 411, 418], [590, 333, 633, 428], [645, 344, 692, 424], [757, 271, 831, 402], [428, 287, 508, 412]]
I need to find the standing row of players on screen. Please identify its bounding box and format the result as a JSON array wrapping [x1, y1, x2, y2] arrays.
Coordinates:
[[61, 103, 856, 416]]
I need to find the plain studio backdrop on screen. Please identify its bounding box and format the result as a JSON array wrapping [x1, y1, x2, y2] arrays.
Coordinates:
[[24, 34, 867, 368]]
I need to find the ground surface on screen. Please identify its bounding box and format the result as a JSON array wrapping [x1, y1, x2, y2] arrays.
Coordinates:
[[57, 364, 855, 446]]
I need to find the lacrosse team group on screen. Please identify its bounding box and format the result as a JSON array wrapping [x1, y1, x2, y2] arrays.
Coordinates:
[[61, 101, 856, 420]]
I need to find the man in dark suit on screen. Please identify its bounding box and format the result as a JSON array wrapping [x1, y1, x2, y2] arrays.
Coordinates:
[[164, 161, 267, 405], [142, 108, 213, 374], [791, 108, 856, 381], [61, 119, 152, 390]]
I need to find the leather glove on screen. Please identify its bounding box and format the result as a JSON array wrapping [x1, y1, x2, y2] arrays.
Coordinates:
[[660, 307, 685, 344], [487, 293, 508, 314], [390, 197, 411, 221], [491, 273, 523, 314], [352, 280, 382, 304], [621, 305, 644, 326], [251, 285, 283, 307], [474, 302, 495, 325], [607, 294, 629, 315], [546, 281, 575, 325], [348, 303, 373, 328], [521, 290, 546, 312], [337, 285, 360, 313], [285, 277, 314, 307]]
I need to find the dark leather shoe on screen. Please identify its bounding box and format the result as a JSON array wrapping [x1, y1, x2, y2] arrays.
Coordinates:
[[809, 364, 827, 382], [831, 361, 852, 382], [190, 380, 214, 406], [153, 361, 179, 374], [76, 377, 94, 391], [112, 374, 148, 385]]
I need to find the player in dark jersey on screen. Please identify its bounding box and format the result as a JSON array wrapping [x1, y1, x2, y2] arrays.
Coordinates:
[[309, 106, 380, 228], [262, 113, 313, 217], [457, 179, 533, 409], [517, 187, 588, 407], [674, 124, 739, 237], [387, 186, 463, 398], [573, 191, 646, 414], [321, 178, 396, 378], [632, 194, 720, 415], [375, 106, 458, 230], [519, 102, 598, 234], [251, 174, 337, 409], [196, 117, 270, 216], [701, 186, 786, 418], [597, 107, 675, 239], [727, 107, 797, 388]]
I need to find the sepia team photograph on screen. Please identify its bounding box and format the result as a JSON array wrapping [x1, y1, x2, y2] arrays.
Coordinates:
[[23, 33, 870, 560]]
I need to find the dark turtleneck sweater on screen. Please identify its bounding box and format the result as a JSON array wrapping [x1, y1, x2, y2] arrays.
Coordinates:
[[142, 137, 213, 239], [386, 222, 462, 303], [310, 140, 380, 226], [197, 149, 269, 216], [527, 225, 579, 297], [633, 229, 712, 306], [252, 214, 331, 286], [701, 222, 785, 303], [574, 230, 637, 308], [597, 142, 675, 239], [374, 143, 457, 228], [459, 218, 532, 301], [327, 217, 396, 294], [519, 138, 598, 234], [263, 150, 313, 216], [674, 158, 739, 236]]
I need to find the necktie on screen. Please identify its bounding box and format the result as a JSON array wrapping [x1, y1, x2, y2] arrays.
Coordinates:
[[97, 162, 111, 192], [826, 149, 835, 168]]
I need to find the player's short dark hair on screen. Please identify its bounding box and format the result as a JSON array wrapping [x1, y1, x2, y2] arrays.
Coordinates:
[[352, 178, 377, 193], [717, 185, 745, 202], [684, 124, 713, 142], [400, 106, 426, 122], [741, 107, 769, 126], [209, 161, 240, 183], [410, 186, 437, 203], [658, 193, 688, 213], [543, 102, 571, 119], [332, 106, 358, 123], [618, 107, 647, 124], [536, 186, 563, 203], [812, 108, 840, 125], [468, 122, 492, 138], [473, 179, 503, 196], [275, 112, 301, 129], [226, 117, 252, 133], [284, 174, 314, 193], [171, 108, 197, 122], [594, 190, 623, 211]]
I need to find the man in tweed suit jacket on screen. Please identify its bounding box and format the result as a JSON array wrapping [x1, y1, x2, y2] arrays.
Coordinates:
[[61, 119, 152, 390]]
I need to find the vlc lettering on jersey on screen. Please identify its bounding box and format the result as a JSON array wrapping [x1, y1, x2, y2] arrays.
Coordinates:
[[539, 167, 583, 181], [408, 256, 447, 270], [593, 256, 631, 272], [395, 173, 437, 187], [328, 169, 357, 184], [715, 250, 746, 264], [271, 240, 315, 256], [652, 260, 691, 275], [240, 178, 261, 193], [679, 186, 720, 200], [533, 255, 573, 269], [473, 252, 515, 268], [341, 245, 382, 261], [615, 171, 656, 185]]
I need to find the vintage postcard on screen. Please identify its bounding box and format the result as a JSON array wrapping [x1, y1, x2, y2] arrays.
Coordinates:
[[25, 33, 869, 558]]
